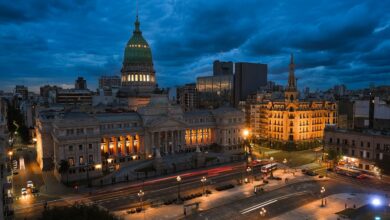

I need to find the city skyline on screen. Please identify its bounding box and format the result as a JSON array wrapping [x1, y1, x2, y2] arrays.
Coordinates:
[[1, 0, 389, 92]]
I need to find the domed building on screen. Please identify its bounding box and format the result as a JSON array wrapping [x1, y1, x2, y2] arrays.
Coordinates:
[[119, 15, 157, 97]]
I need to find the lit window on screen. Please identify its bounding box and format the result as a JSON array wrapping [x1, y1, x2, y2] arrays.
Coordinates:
[[135, 74, 138, 81], [128, 75, 131, 81], [131, 74, 134, 81], [146, 75, 150, 81]]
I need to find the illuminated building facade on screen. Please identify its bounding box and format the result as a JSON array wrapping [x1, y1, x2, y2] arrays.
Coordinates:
[[36, 95, 245, 181], [324, 126, 389, 174], [249, 54, 337, 147]]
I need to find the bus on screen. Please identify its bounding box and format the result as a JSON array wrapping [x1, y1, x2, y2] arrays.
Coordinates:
[[261, 163, 277, 173], [335, 166, 361, 177]]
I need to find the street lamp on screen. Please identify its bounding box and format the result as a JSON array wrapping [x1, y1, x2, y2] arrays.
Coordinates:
[[246, 167, 252, 183], [137, 189, 145, 211], [283, 158, 288, 173], [201, 176, 207, 196], [176, 176, 182, 203], [320, 186, 326, 207], [242, 129, 252, 164], [259, 207, 267, 217]]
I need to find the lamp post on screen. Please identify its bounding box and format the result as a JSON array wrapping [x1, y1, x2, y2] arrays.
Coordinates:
[[259, 207, 267, 217], [242, 129, 251, 164], [320, 186, 326, 207], [246, 166, 252, 183], [283, 158, 288, 173], [138, 189, 144, 211], [176, 176, 182, 203], [201, 176, 207, 196]]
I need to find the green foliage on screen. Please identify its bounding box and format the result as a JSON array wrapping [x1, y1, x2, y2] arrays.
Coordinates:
[[39, 203, 118, 220], [326, 148, 341, 168], [376, 154, 390, 175], [7, 103, 31, 144]]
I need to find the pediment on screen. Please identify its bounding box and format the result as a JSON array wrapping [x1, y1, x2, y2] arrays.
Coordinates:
[[148, 117, 187, 130]]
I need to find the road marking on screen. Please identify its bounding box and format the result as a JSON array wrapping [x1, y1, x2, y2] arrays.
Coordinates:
[[240, 191, 309, 214]]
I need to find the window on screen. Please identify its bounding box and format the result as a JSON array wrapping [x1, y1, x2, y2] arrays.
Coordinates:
[[79, 145, 83, 151], [79, 156, 84, 165], [367, 142, 370, 148], [89, 144, 92, 149], [69, 145, 73, 151], [68, 157, 74, 166], [351, 150, 355, 156], [337, 138, 340, 145], [329, 138, 333, 143], [366, 152, 370, 159], [360, 141, 363, 147], [352, 140, 355, 146], [88, 155, 93, 164], [376, 144, 381, 150]]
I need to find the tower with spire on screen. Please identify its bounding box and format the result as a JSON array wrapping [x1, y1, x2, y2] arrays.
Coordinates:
[[118, 8, 156, 97], [285, 53, 298, 102]]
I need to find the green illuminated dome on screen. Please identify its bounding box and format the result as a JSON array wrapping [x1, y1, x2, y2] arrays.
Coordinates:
[[120, 15, 157, 96], [123, 16, 153, 65]]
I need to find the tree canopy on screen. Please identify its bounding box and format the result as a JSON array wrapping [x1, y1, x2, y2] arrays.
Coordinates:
[[39, 204, 118, 220]]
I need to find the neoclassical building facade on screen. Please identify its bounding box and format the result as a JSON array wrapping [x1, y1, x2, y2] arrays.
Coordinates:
[[248, 55, 337, 146], [35, 95, 245, 181]]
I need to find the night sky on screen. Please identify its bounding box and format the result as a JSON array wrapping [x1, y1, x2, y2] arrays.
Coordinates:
[[0, 0, 389, 92]]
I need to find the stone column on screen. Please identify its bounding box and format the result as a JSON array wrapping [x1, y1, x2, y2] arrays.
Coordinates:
[[121, 136, 126, 156], [114, 137, 119, 156], [104, 138, 109, 154], [129, 135, 134, 154]]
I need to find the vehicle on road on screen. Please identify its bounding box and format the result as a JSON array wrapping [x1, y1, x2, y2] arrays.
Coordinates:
[[21, 188, 27, 196], [356, 174, 368, 179], [305, 170, 318, 176], [12, 170, 18, 175], [335, 166, 361, 178], [27, 180, 34, 188], [261, 163, 277, 173]]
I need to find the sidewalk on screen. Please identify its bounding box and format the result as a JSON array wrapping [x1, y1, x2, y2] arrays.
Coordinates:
[[270, 193, 376, 220], [115, 169, 322, 220], [40, 170, 72, 196]]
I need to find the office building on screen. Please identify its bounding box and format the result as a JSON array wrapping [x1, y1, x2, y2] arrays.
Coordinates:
[[234, 62, 267, 107]]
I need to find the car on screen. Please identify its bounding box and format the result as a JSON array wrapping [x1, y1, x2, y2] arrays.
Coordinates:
[[12, 171, 19, 175], [27, 180, 34, 188], [305, 170, 318, 176], [356, 174, 367, 179], [21, 188, 27, 196]]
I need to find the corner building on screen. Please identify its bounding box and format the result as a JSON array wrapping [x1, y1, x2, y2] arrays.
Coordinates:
[[249, 54, 337, 147]]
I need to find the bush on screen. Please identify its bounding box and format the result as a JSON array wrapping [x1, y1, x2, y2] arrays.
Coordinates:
[[215, 184, 235, 191]]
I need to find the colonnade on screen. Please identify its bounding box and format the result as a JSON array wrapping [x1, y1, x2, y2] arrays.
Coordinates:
[[100, 134, 141, 157]]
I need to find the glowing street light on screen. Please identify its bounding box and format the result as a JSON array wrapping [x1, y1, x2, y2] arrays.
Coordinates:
[[176, 176, 182, 203], [283, 158, 288, 173], [371, 198, 382, 207], [320, 186, 326, 207], [137, 189, 145, 211], [242, 129, 250, 139], [201, 176, 207, 196], [259, 207, 267, 216]]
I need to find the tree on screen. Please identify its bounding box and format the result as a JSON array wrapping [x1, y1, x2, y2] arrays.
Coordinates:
[[39, 203, 118, 220], [376, 155, 390, 175], [326, 148, 341, 169], [58, 160, 70, 185]]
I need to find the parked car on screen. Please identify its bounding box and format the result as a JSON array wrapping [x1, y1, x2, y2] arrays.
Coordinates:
[[27, 180, 34, 188], [12, 170, 19, 175], [31, 187, 39, 194], [305, 170, 318, 176], [21, 188, 27, 196], [356, 174, 367, 179]]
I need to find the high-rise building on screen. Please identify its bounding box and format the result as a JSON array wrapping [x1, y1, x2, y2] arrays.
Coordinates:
[[14, 85, 28, 100], [233, 62, 267, 107], [177, 83, 198, 111], [75, 77, 87, 90], [248, 54, 337, 149], [99, 75, 121, 89], [119, 15, 156, 96], [213, 60, 233, 76]]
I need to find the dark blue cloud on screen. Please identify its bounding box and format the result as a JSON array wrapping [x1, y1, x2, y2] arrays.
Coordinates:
[[0, 0, 389, 92]]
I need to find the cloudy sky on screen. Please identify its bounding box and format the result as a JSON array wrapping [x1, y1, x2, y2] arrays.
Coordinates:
[[0, 0, 389, 92]]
